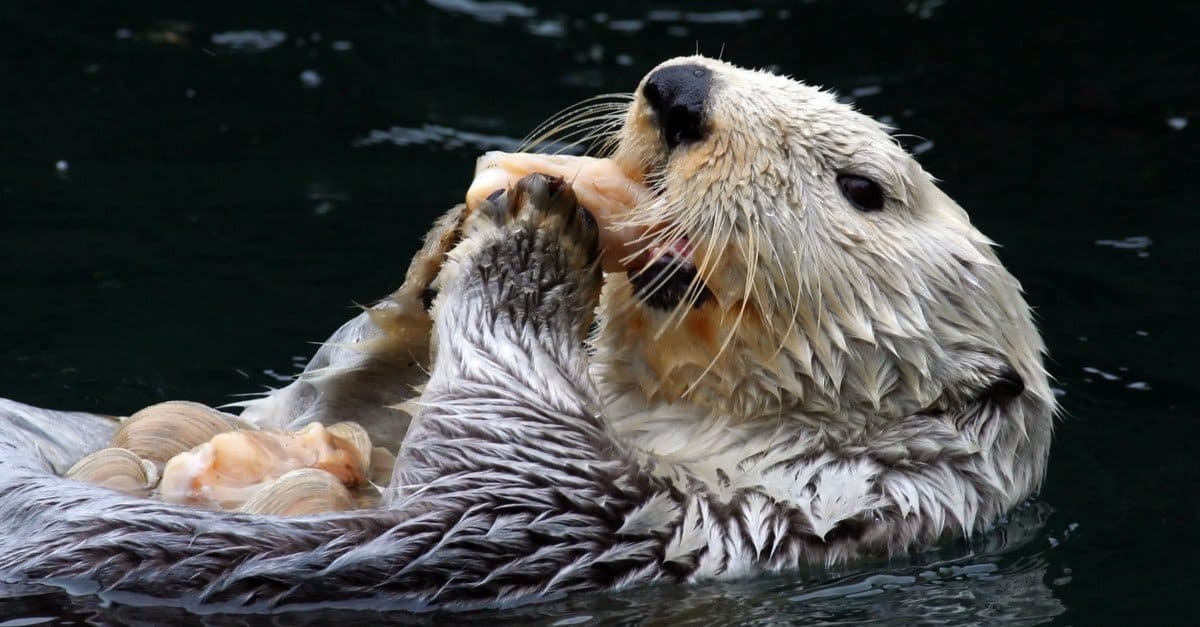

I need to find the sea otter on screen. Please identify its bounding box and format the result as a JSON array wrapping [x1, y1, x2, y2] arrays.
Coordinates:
[[0, 56, 1053, 611]]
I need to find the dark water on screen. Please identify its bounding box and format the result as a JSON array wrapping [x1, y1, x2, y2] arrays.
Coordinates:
[[1, 1, 1197, 624]]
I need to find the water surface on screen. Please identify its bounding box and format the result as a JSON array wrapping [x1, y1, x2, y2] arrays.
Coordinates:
[[1, 1, 1197, 624]]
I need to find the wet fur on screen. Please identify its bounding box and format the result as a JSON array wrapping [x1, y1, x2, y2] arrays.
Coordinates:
[[0, 178, 671, 611], [0, 57, 1053, 611]]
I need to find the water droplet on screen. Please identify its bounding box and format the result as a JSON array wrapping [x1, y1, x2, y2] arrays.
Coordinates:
[[851, 85, 883, 98], [299, 69, 323, 88], [1095, 235, 1151, 250], [1082, 366, 1120, 381], [211, 30, 287, 51], [911, 139, 935, 155]]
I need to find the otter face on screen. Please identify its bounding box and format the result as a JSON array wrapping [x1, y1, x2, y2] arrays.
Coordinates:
[[592, 56, 1051, 425]]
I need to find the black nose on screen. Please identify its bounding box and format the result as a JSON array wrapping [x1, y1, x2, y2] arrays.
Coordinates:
[[642, 64, 711, 149]]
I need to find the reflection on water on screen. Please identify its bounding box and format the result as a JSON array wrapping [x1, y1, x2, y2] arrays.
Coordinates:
[[353, 125, 522, 152], [210, 29, 288, 51]]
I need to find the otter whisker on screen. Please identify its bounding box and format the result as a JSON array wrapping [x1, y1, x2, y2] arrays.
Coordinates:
[[522, 110, 629, 155], [671, 248, 718, 330], [520, 94, 631, 144], [683, 215, 757, 396], [521, 108, 626, 152], [566, 118, 629, 154], [529, 119, 627, 157], [668, 211, 726, 330], [520, 95, 631, 154], [767, 236, 807, 364]]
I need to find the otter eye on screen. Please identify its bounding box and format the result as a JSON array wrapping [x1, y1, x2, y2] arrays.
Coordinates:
[[837, 174, 884, 212]]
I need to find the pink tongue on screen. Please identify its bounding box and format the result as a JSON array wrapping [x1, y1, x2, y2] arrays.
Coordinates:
[[632, 236, 694, 272], [670, 238, 694, 257]]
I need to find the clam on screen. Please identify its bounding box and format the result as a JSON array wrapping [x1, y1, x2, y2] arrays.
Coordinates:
[[466, 152, 650, 272], [326, 421, 373, 474], [65, 447, 158, 496], [160, 422, 370, 510], [293, 422, 369, 486], [112, 400, 242, 466], [239, 468, 355, 516]]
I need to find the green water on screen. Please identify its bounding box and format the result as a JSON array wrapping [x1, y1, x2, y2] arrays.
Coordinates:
[[1, 1, 1197, 624]]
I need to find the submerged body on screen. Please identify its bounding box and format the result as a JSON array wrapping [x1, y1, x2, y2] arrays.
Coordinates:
[[0, 57, 1053, 610]]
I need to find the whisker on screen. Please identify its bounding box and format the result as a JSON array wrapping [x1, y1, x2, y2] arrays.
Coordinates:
[[663, 212, 716, 331], [768, 231, 806, 363], [685, 218, 758, 396], [520, 93, 631, 142], [521, 108, 625, 152], [560, 118, 629, 153], [523, 111, 628, 155], [519, 94, 632, 154]]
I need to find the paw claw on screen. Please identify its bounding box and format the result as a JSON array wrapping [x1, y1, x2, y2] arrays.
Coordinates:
[[477, 188, 513, 225], [435, 173, 604, 328]]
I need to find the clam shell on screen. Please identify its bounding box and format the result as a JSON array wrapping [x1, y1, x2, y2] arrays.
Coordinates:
[[112, 400, 241, 466], [326, 421, 373, 472], [65, 447, 159, 496], [239, 468, 355, 516]]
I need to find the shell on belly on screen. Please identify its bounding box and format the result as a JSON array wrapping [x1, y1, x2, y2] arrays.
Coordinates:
[[64, 447, 159, 496], [111, 400, 244, 466], [158, 421, 372, 510], [239, 468, 356, 516], [63, 399, 384, 515]]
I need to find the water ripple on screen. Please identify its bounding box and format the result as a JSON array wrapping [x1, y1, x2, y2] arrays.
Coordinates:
[[1095, 235, 1151, 250], [352, 124, 522, 151], [209, 30, 287, 52], [426, 0, 535, 23]]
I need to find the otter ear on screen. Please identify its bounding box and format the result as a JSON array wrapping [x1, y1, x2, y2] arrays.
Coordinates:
[[980, 363, 1025, 404], [927, 350, 1026, 417]]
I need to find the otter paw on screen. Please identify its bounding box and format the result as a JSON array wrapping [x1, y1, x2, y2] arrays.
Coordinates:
[[393, 203, 468, 313], [433, 173, 602, 327], [465, 173, 600, 265]]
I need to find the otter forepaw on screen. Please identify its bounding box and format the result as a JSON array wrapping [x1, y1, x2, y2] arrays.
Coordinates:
[[433, 174, 602, 330], [466, 173, 600, 266]]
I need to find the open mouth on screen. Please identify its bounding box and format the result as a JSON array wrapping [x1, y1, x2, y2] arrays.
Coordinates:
[[627, 235, 711, 311]]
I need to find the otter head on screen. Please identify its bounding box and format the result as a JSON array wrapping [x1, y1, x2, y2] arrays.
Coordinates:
[[590, 56, 1053, 430]]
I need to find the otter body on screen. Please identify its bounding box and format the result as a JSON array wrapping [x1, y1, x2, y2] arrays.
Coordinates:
[[0, 57, 1053, 611]]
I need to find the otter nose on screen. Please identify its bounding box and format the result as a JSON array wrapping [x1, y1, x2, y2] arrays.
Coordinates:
[[642, 64, 711, 149]]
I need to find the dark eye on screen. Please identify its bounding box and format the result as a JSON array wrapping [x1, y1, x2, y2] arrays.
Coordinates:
[[837, 174, 884, 212]]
